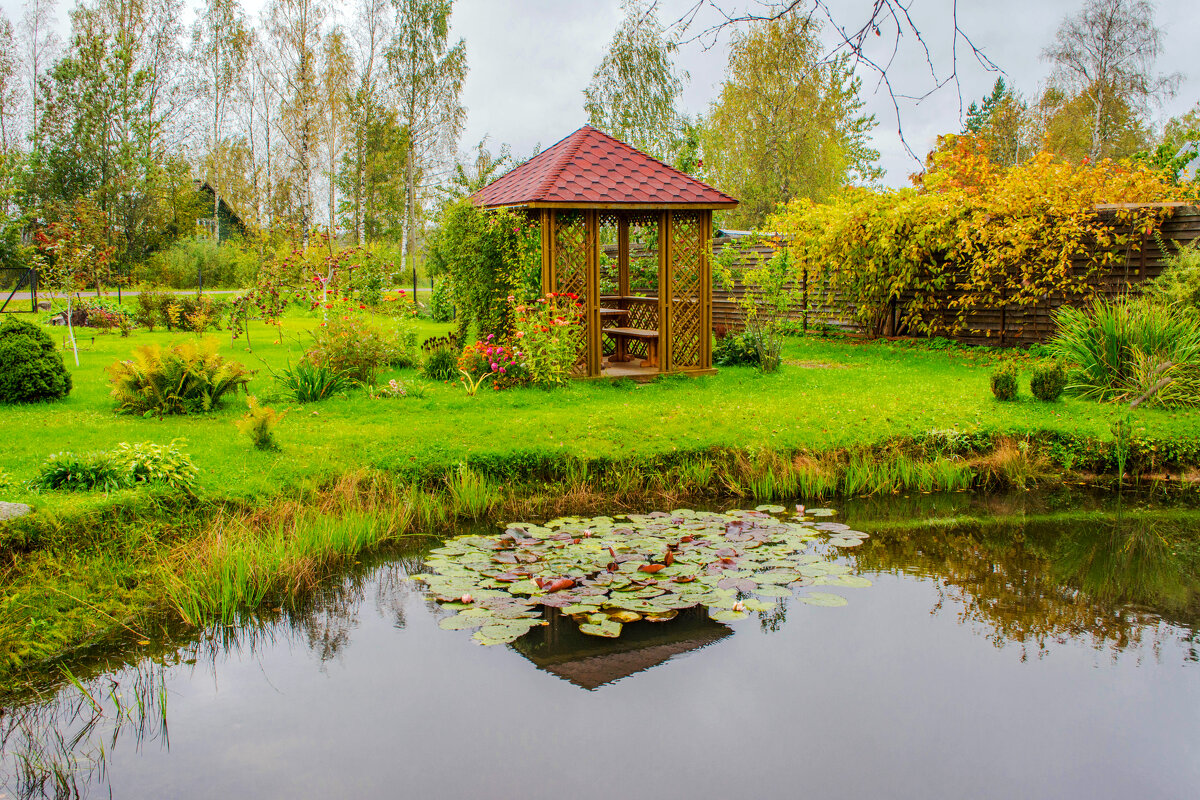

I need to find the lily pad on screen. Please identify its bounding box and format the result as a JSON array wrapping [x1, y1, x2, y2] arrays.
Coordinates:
[[801, 592, 848, 607], [579, 619, 623, 638], [709, 609, 748, 622]]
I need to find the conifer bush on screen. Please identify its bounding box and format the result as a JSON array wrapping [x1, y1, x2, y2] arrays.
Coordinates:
[[1030, 362, 1067, 402], [0, 316, 72, 403]]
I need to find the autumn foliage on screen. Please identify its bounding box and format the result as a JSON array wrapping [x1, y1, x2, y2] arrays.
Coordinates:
[[770, 137, 1199, 336]]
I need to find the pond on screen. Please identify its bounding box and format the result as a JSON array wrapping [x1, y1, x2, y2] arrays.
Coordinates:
[[4, 491, 1199, 799]]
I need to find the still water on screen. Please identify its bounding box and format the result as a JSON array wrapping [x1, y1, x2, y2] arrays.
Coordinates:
[[4, 493, 1199, 799]]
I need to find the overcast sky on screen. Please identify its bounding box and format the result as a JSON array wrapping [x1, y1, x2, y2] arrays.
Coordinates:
[[3, 0, 1196, 187]]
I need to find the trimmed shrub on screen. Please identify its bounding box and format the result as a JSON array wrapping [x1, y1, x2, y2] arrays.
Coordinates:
[[109, 441, 200, 492], [108, 339, 252, 415], [0, 316, 72, 403], [990, 362, 1019, 401], [1030, 362, 1067, 402]]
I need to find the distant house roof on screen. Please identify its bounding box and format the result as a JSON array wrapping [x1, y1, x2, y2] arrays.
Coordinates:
[[195, 180, 247, 233], [472, 125, 737, 209]]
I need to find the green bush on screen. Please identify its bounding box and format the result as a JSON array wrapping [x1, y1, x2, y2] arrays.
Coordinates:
[[134, 237, 258, 289], [429, 276, 454, 322], [713, 328, 760, 367], [990, 362, 1019, 401], [109, 441, 200, 491], [1050, 297, 1200, 407], [0, 316, 73, 403], [35, 441, 199, 492], [1030, 362, 1067, 402], [108, 339, 252, 415], [304, 314, 416, 384], [277, 360, 355, 402]]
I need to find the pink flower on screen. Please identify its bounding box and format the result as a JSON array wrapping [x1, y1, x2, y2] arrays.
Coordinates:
[[499, 367, 506, 374], [491, 362, 498, 370], [515, 331, 525, 339]]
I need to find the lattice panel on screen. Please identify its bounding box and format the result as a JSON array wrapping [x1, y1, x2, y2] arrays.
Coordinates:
[[670, 211, 704, 368], [624, 299, 658, 358], [553, 211, 590, 376]]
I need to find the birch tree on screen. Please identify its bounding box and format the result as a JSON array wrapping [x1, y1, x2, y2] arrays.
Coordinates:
[[0, 16, 21, 153], [387, 0, 466, 295], [320, 26, 351, 238], [268, 0, 327, 242], [583, 0, 684, 161], [1042, 0, 1179, 161], [190, 0, 251, 241], [20, 0, 58, 151]]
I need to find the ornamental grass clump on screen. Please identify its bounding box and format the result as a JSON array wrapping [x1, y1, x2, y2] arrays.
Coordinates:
[[1030, 361, 1067, 402], [990, 362, 1019, 401], [0, 316, 72, 403], [108, 339, 251, 415], [1050, 298, 1200, 407], [277, 360, 354, 403]]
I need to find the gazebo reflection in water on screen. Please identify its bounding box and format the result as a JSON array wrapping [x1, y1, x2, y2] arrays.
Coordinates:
[[473, 125, 739, 380], [512, 607, 733, 690]]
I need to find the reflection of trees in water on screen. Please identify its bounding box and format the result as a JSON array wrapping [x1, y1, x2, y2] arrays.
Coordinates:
[[0, 550, 432, 799], [853, 514, 1200, 662], [0, 662, 169, 800]]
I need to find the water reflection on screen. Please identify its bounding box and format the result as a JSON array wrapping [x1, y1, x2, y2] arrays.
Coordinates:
[[851, 511, 1200, 661], [513, 607, 732, 690]]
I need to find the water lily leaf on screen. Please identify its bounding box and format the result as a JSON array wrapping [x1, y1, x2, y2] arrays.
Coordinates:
[[827, 537, 863, 548], [807, 508, 837, 517], [579, 619, 622, 638], [505, 579, 541, 595], [709, 609, 748, 622], [608, 610, 642, 624], [755, 504, 786, 513], [562, 603, 602, 616], [801, 592, 848, 607], [814, 574, 873, 588], [754, 585, 792, 598], [740, 598, 775, 612], [439, 614, 491, 630], [643, 610, 678, 623]]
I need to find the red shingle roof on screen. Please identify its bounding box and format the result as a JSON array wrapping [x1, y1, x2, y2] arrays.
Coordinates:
[[472, 125, 737, 208]]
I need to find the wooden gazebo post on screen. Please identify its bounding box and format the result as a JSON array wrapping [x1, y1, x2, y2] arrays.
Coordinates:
[[473, 125, 736, 379]]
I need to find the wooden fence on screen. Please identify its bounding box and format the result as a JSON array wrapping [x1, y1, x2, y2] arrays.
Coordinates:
[[709, 207, 1200, 346]]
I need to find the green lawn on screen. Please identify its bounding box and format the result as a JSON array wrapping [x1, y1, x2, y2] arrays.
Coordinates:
[[3, 310, 1199, 514]]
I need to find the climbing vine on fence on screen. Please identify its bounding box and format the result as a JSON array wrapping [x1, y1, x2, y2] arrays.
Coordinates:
[[768, 136, 1199, 336]]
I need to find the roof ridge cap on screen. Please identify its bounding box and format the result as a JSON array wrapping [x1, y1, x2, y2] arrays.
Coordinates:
[[533, 127, 590, 201]]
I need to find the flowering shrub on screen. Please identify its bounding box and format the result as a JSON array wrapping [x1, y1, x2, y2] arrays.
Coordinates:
[[305, 305, 418, 384], [457, 334, 529, 390], [510, 293, 585, 387]]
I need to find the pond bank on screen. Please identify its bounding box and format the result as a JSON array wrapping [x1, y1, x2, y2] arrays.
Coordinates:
[[3, 434, 1199, 698]]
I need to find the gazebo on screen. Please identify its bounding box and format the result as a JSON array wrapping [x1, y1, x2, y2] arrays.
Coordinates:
[[472, 125, 738, 379]]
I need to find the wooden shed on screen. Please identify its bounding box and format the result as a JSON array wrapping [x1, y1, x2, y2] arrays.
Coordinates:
[[473, 125, 738, 379]]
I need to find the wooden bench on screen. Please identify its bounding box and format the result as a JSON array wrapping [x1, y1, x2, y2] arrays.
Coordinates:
[[604, 327, 659, 367]]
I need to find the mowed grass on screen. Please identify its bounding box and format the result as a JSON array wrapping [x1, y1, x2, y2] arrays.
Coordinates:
[[4, 309, 1200, 514]]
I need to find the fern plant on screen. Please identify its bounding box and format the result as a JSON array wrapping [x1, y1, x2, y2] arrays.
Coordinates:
[[236, 396, 286, 450], [277, 360, 355, 403], [108, 339, 252, 415]]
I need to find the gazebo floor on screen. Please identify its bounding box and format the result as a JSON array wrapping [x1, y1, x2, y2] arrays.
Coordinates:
[[601, 356, 659, 380]]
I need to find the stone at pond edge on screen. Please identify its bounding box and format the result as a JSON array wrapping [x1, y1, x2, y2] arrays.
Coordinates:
[[0, 502, 32, 522]]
